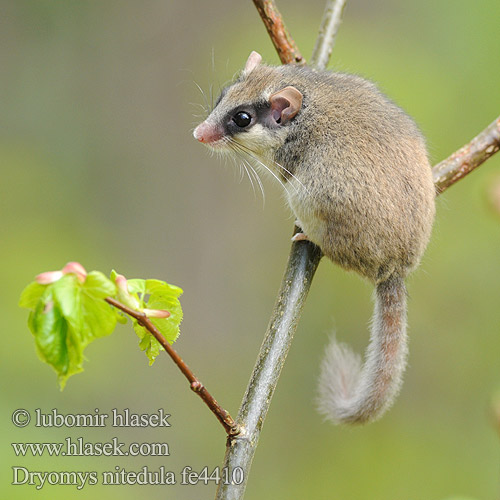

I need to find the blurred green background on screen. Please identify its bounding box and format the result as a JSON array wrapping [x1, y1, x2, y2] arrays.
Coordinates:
[[2, 1, 500, 499]]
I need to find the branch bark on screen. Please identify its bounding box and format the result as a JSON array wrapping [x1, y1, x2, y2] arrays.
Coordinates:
[[252, 0, 304, 64], [310, 0, 347, 69], [432, 115, 500, 193], [104, 297, 240, 437], [215, 231, 322, 499]]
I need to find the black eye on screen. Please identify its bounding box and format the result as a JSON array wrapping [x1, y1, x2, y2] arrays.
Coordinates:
[[233, 111, 252, 128]]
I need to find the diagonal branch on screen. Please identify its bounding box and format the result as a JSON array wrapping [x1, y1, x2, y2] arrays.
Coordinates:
[[252, 0, 304, 64], [310, 0, 347, 69], [432, 115, 500, 193], [215, 230, 322, 499], [105, 297, 240, 437]]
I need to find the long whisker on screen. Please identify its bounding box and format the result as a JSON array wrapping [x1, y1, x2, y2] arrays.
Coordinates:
[[189, 102, 208, 111], [230, 152, 256, 196], [242, 157, 266, 206], [236, 159, 245, 183], [209, 136, 303, 205], [193, 81, 210, 115], [214, 138, 252, 190], [229, 138, 310, 198], [250, 163, 266, 205], [226, 145, 263, 203], [271, 158, 311, 196], [228, 139, 294, 197], [234, 146, 291, 198], [242, 161, 258, 199], [221, 138, 267, 203], [209, 83, 214, 112]]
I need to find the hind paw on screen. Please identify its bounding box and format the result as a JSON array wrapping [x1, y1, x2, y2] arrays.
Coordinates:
[[291, 232, 309, 242]]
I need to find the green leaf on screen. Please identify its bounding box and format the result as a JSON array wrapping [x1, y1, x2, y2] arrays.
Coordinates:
[[20, 265, 184, 384], [110, 269, 119, 283], [127, 279, 147, 296], [134, 322, 162, 365], [81, 272, 118, 339], [50, 272, 117, 343], [28, 288, 84, 389], [147, 335, 161, 363], [115, 312, 128, 325], [52, 274, 83, 334], [30, 288, 70, 376], [84, 271, 116, 297], [146, 282, 183, 344], [129, 278, 183, 364], [145, 279, 183, 298], [19, 282, 46, 309], [81, 293, 117, 339], [20, 269, 119, 388]]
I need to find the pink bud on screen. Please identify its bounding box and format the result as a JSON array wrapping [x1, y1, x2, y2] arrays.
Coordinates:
[[115, 274, 129, 294], [36, 270, 64, 285], [62, 262, 87, 282], [115, 273, 141, 310], [142, 308, 171, 319]]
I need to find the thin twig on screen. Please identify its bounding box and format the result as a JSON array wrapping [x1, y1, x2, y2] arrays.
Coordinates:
[[252, 0, 304, 64], [105, 297, 240, 437], [433, 115, 500, 194], [310, 0, 347, 69]]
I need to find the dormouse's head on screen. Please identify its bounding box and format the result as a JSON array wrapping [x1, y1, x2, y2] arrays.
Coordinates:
[[193, 52, 303, 158]]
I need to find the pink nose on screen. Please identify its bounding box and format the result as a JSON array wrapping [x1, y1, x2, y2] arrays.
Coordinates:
[[193, 122, 223, 144]]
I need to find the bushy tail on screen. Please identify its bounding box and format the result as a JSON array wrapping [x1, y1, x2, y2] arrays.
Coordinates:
[[317, 276, 408, 424]]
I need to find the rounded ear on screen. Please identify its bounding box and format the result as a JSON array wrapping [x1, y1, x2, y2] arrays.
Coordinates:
[[243, 51, 262, 75], [269, 86, 303, 124]]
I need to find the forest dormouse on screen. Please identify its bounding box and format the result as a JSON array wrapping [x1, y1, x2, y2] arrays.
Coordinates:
[[193, 51, 435, 424]]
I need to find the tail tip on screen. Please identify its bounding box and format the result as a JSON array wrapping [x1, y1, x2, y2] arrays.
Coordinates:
[[316, 338, 364, 424]]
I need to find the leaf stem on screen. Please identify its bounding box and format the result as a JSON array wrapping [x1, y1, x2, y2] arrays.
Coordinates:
[[105, 297, 240, 437]]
